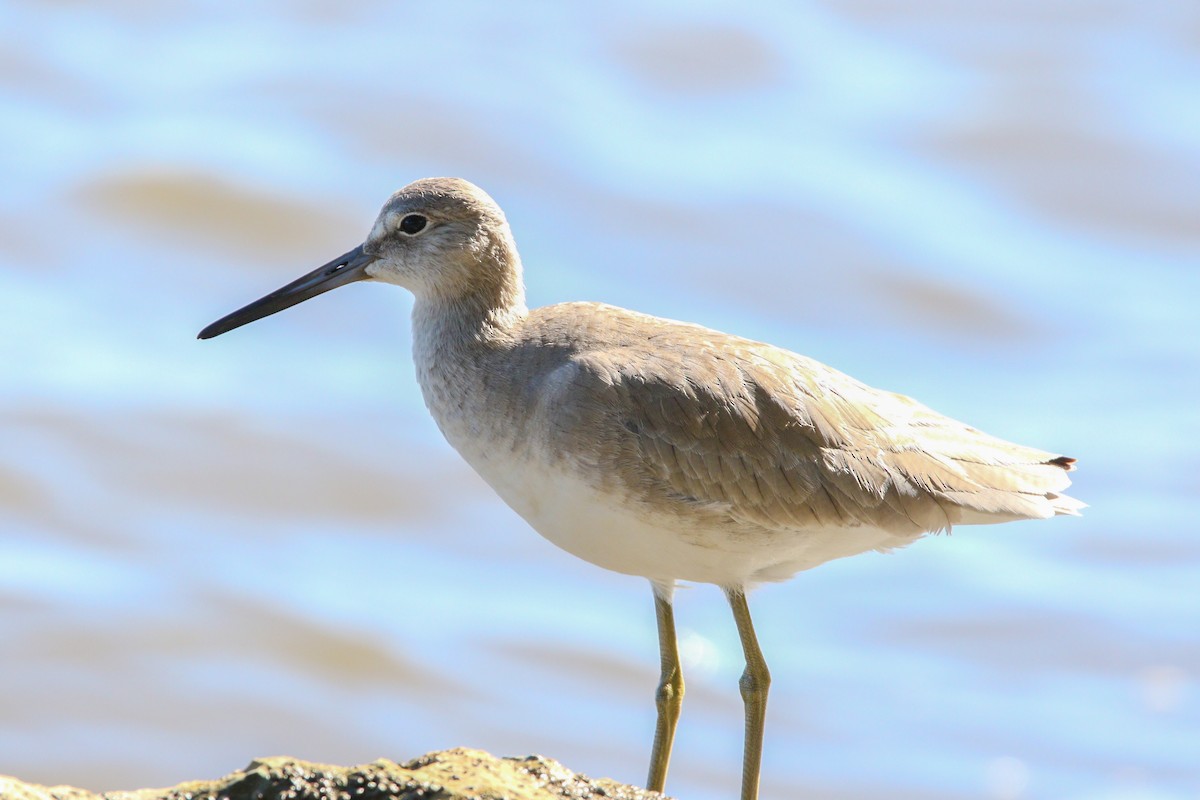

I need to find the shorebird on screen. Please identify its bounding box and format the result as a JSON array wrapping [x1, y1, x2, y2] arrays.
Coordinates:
[[199, 177, 1081, 800]]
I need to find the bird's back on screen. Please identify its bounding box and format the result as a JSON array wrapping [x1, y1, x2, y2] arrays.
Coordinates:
[[511, 301, 1081, 540]]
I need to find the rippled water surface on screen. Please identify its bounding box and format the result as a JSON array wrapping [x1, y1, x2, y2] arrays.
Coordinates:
[[2, 2, 1198, 799]]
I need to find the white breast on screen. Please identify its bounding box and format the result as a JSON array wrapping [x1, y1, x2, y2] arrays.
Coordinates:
[[412, 304, 923, 587], [443, 424, 918, 586]]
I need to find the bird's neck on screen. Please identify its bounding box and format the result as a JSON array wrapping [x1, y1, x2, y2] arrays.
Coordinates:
[[410, 294, 527, 473], [411, 277, 527, 356], [410, 270, 529, 422], [411, 234, 528, 351]]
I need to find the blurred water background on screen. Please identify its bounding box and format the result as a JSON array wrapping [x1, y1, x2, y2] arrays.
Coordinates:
[[1, 2, 1198, 798]]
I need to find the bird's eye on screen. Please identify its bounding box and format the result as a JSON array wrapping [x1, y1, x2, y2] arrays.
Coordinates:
[[399, 214, 427, 235]]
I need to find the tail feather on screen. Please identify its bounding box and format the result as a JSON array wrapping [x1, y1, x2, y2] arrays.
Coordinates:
[[1049, 489, 1086, 516], [943, 453, 1083, 525], [1044, 454, 1083, 516]]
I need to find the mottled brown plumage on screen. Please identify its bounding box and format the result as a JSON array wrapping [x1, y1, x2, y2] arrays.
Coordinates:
[[515, 301, 1079, 540]]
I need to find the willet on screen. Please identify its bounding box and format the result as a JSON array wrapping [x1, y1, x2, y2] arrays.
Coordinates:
[[199, 177, 1081, 800]]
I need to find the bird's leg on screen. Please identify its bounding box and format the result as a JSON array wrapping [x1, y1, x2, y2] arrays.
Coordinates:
[[646, 582, 684, 793], [726, 587, 771, 800]]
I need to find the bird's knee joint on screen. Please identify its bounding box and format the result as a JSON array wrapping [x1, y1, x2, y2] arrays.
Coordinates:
[[656, 669, 685, 707], [739, 664, 771, 702]]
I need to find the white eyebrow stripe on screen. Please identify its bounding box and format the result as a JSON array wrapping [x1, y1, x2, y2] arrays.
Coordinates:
[[369, 212, 394, 243]]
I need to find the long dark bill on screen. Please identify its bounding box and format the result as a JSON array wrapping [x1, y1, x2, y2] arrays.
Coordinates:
[[198, 245, 377, 340]]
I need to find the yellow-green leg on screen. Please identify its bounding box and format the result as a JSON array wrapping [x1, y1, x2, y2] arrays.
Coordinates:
[[646, 583, 684, 793], [726, 587, 771, 800]]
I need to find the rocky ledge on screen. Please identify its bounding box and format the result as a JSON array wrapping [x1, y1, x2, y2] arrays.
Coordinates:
[[0, 749, 668, 800]]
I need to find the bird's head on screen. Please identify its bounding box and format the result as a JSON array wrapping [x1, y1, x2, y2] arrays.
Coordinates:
[[198, 177, 521, 340]]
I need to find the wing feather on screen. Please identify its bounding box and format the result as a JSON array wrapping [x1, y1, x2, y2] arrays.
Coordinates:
[[543, 307, 1079, 535]]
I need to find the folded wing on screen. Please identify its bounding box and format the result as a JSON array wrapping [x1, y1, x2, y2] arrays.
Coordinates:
[[566, 328, 1080, 537]]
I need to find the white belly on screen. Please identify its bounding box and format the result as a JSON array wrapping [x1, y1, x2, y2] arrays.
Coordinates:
[[415, 340, 920, 587], [454, 441, 918, 587]]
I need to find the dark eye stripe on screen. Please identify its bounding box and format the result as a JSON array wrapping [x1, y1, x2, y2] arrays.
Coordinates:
[[399, 214, 427, 234]]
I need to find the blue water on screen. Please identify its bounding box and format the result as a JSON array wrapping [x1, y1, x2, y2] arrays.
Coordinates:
[[1, 2, 1198, 799]]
